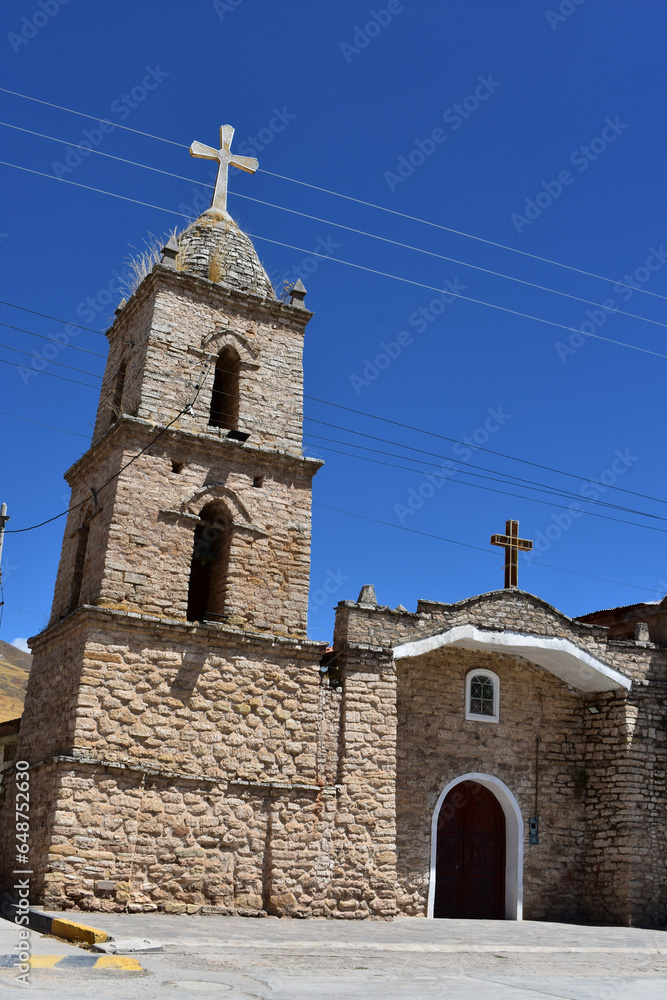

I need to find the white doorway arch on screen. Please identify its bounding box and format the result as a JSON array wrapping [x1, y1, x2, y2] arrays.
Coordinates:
[[427, 772, 524, 920]]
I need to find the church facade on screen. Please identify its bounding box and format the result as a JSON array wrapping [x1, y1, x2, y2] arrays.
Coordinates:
[[2, 140, 666, 925]]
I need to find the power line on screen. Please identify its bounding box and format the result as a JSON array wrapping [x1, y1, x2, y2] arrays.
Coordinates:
[[2, 119, 666, 333], [3, 318, 663, 519], [0, 298, 107, 336], [305, 440, 667, 534], [0, 87, 185, 148], [3, 334, 663, 520], [313, 503, 659, 596], [0, 389, 657, 592], [0, 408, 90, 439], [261, 169, 667, 304], [0, 320, 107, 357], [0, 362, 662, 525], [2, 86, 666, 304], [5, 359, 212, 534], [304, 396, 667, 508], [304, 430, 666, 522], [0, 159, 191, 221], [0, 342, 102, 379], [2, 356, 662, 531], [0, 356, 99, 389], [3, 157, 667, 364]]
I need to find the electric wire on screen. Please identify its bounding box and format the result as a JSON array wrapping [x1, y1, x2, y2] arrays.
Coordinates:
[[260, 168, 667, 304], [0, 341, 102, 379], [0, 409, 89, 439], [0, 300, 662, 508], [0, 87, 185, 148], [1, 354, 663, 532], [304, 396, 667, 508], [303, 414, 666, 508], [0, 356, 98, 389], [0, 298, 107, 336], [0, 308, 659, 509], [312, 503, 660, 596], [305, 441, 667, 534], [2, 86, 666, 303], [5, 359, 212, 534], [2, 348, 664, 523], [0, 321, 107, 357], [304, 430, 664, 521], [2, 158, 666, 363], [2, 119, 666, 332]]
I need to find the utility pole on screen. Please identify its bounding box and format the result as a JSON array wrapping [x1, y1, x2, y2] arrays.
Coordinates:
[[0, 502, 9, 598]]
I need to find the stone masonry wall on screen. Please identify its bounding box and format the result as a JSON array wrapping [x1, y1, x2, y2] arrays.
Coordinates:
[[94, 268, 310, 458], [0, 608, 347, 915], [394, 645, 587, 921], [51, 421, 319, 635], [329, 649, 398, 919], [333, 589, 667, 925]]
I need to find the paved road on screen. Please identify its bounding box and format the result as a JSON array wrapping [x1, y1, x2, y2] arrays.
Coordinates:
[[0, 912, 664, 998]]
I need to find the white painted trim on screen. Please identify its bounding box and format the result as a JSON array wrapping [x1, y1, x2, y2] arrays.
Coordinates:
[[394, 624, 631, 693], [427, 772, 524, 921], [465, 668, 499, 723]]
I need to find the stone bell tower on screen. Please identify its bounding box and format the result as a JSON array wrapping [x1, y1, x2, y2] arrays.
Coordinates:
[[1, 127, 338, 915]]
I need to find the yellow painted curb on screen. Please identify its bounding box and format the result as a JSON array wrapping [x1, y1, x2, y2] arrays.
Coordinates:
[[50, 917, 109, 945], [94, 955, 143, 970], [26, 955, 60, 968], [0, 955, 143, 970]]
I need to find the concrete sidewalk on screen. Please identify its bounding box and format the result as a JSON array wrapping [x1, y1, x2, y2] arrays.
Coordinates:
[[43, 908, 667, 951], [0, 912, 663, 999]]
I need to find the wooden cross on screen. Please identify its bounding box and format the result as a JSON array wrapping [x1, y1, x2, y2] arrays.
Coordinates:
[[490, 519, 533, 589], [190, 125, 259, 215]]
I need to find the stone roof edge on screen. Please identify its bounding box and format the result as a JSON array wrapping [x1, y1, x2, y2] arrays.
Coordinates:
[[110, 263, 313, 337], [416, 589, 610, 637], [576, 599, 666, 620], [29, 605, 328, 658], [66, 415, 324, 483]]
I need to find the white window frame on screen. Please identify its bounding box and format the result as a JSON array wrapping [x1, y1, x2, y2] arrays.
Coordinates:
[[465, 668, 500, 723]]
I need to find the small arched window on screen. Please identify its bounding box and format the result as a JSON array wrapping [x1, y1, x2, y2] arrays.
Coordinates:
[[465, 669, 499, 723], [209, 346, 240, 430], [186, 502, 232, 622], [68, 520, 90, 614], [109, 360, 127, 424]]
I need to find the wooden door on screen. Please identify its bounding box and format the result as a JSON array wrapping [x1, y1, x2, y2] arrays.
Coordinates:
[[434, 780, 505, 919]]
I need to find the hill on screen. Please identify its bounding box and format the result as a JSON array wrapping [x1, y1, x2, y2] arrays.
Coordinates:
[[0, 639, 31, 723]]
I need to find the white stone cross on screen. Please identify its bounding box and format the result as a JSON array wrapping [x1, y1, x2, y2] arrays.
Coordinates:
[[190, 125, 259, 215]]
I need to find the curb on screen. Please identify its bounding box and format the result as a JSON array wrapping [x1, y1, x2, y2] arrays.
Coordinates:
[[0, 893, 109, 945]]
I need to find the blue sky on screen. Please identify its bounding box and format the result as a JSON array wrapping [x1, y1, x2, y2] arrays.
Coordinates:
[[1, 0, 666, 648]]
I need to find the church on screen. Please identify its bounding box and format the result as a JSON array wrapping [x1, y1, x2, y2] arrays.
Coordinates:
[[2, 126, 665, 926]]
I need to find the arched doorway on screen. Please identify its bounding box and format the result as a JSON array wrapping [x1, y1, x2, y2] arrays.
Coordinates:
[[433, 780, 506, 919]]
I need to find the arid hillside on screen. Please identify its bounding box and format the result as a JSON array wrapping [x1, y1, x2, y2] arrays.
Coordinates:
[[0, 639, 31, 723]]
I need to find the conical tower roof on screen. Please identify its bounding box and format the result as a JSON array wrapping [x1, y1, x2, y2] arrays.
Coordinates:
[[175, 207, 276, 299]]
